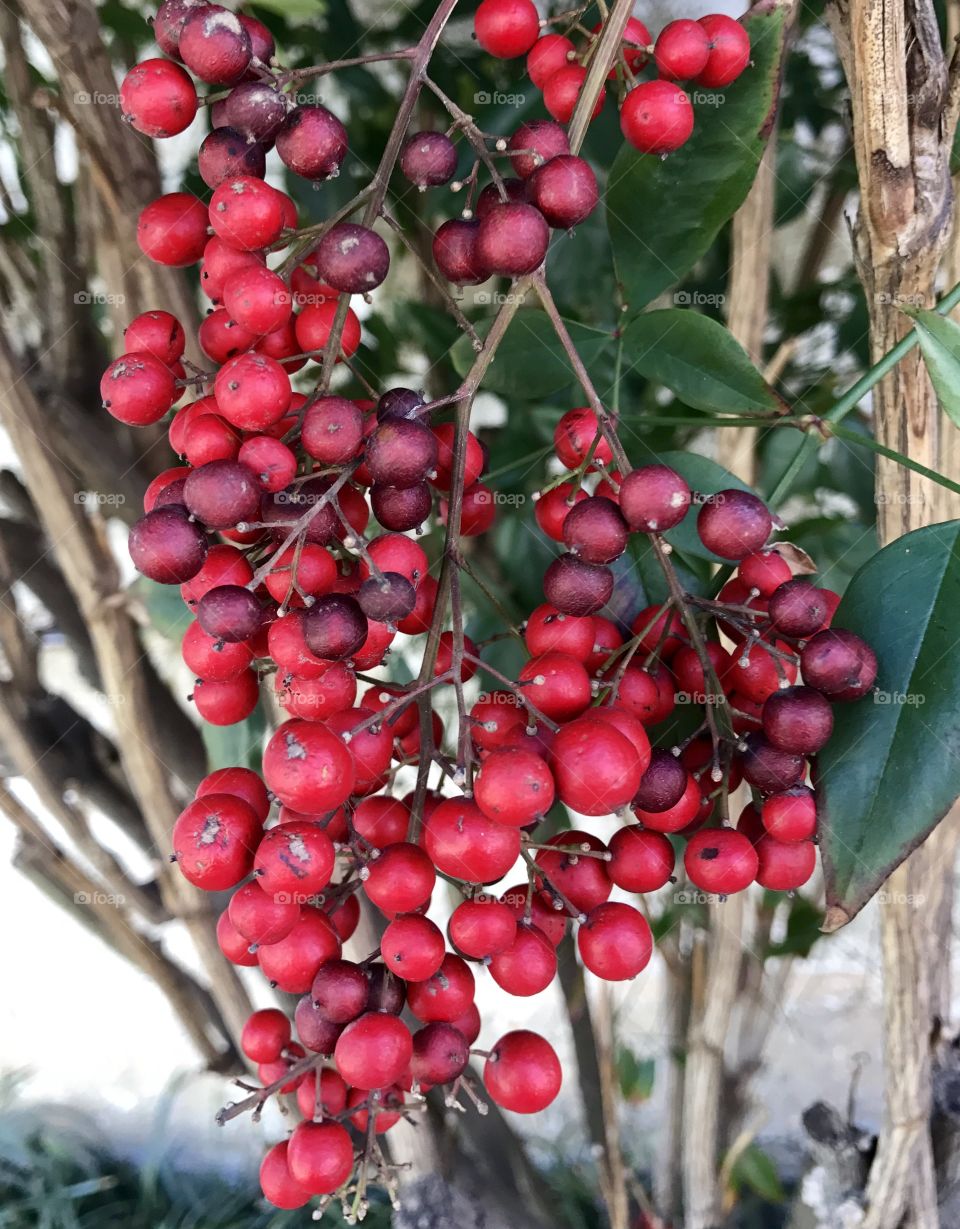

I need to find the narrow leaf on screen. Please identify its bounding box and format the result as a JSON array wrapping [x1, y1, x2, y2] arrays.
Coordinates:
[[817, 521, 960, 927], [902, 307, 960, 428], [621, 309, 786, 415]]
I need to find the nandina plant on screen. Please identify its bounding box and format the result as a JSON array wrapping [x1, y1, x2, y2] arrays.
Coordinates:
[[96, 0, 960, 1219]]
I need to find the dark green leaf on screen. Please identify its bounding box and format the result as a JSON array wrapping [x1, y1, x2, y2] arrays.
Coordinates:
[[621, 309, 785, 415], [450, 310, 614, 400], [902, 307, 960, 428], [615, 1048, 656, 1103], [765, 893, 825, 958], [606, 0, 788, 313], [817, 521, 960, 927]]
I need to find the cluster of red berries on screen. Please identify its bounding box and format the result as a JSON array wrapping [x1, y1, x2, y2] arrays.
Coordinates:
[[473, 0, 751, 154], [101, 0, 870, 1214]]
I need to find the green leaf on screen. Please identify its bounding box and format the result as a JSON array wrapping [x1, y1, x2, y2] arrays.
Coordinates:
[[621, 310, 786, 415], [450, 310, 614, 400], [764, 893, 825, 958], [817, 521, 960, 927], [729, 1144, 784, 1203], [606, 0, 788, 314], [902, 307, 960, 428], [134, 577, 192, 640], [615, 1048, 656, 1103], [656, 449, 755, 564], [252, 0, 325, 19]]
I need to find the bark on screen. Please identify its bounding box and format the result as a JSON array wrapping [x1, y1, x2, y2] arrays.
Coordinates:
[[655, 931, 693, 1221], [823, 0, 960, 1223]]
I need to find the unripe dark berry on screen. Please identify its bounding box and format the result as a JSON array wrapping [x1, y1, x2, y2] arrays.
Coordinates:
[[762, 685, 833, 754], [476, 202, 550, 277], [358, 572, 416, 623], [526, 155, 599, 229], [295, 994, 343, 1053], [738, 731, 806, 793], [475, 177, 527, 218], [154, 0, 207, 58], [768, 579, 830, 637], [633, 748, 688, 813], [198, 126, 266, 188], [311, 959, 369, 1023], [508, 119, 570, 179], [365, 418, 438, 487], [432, 218, 489, 285], [302, 594, 368, 661], [183, 459, 261, 529], [543, 553, 613, 616], [276, 105, 348, 180], [129, 507, 208, 583], [315, 223, 390, 293], [197, 584, 262, 642], [562, 495, 629, 563], [411, 1022, 470, 1085], [800, 629, 878, 700], [223, 81, 288, 143], [619, 464, 691, 532], [697, 489, 773, 559], [365, 963, 407, 1014], [400, 131, 459, 187], [370, 481, 433, 531]]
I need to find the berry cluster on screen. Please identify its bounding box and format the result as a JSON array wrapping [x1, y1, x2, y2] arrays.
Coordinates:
[[474, 0, 751, 153], [102, 0, 871, 1217]]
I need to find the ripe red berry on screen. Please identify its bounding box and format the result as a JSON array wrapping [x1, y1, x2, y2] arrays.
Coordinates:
[[654, 20, 711, 80], [197, 765, 270, 821], [381, 913, 446, 981], [210, 175, 286, 251], [363, 842, 436, 914], [619, 464, 692, 532], [633, 772, 702, 833], [474, 0, 540, 58], [484, 1030, 561, 1113], [535, 830, 611, 912], [578, 902, 653, 980], [424, 797, 520, 883], [448, 897, 517, 958], [406, 953, 475, 1022], [276, 104, 348, 179], [489, 922, 558, 996], [527, 34, 575, 88], [697, 14, 751, 88], [754, 835, 816, 890], [508, 120, 570, 179], [697, 489, 773, 559], [138, 192, 209, 266], [172, 792, 261, 890], [287, 1120, 353, 1195], [543, 64, 606, 124], [259, 1141, 310, 1209], [241, 1008, 291, 1064], [121, 58, 198, 137], [551, 717, 643, 816], [474, 747, 555, 825], [684, 827, 759, 894], [258, 907, 342, 993], [535, 483, 588, 540], [621, 81, 694, 154], [230, 881, 299, 946], [179, 5, 252, 84], [554, 406, 614, 469], [263, 719, 356, 813], [607, 826, 676, 892], [254, 821, 335, 899], [761, 786, 817, 842], [192, 670, 260, 725], [517, 651, 591, 722]]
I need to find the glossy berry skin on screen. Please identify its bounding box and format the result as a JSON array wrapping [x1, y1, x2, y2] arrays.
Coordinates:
[[761, 786, 817, 843], [633, 748, 688, 813], [197, 584, 262, 642], [554, 406, 614, 470], [484, 1030, 562, 1113], [381, 913, 446, 982], [476, 202, 550, 276], [578, 902, 653, 980], [543, 65, 606, 125], [406, 954, 475, 1022], [241, 1008, 291, 1063], [474, 747, 555, 825], [262, 719, 356, 813], [138, 192, 209, 266], [210, 176, 286, 252], [562, 496, 629, 563], [258, 908, 341, 994], [535, 830, 611, 913], [525, 604, 595, 661], [543, 553, 613, 616], [254, 821, 335, 898], [121, 59, 197, 137], [800, 629, 878, 700], [179, 6, 252, 85], [754, 835, 816, 890], [287, 1120, 354, 1195], [400, 131, 458, 186], [739, 732, 806, 794], [619, 465, 692, 532], [276, 105, 348, 179], [517, 651, 591, 722], [697, 14, 751, 88], [411, 1022, 470, 1085], [684, 828, 759, 894], [527, 155, 599, 229], [295, 995, 344, 1053], [424, 797, 520, 883], [197, 765, 270, 821], [762, 685, 834, 754], [738, 549, 793, 597], [697, 489, 773, 560], [172, 793, 261, 891], [508, 120, 570, 179], [302, 595, 368, 661], [607, 826, 676, 892], [489, 923, 557, 996], [101, 352, 176, 427], [527, 34, 575, 88], [316, 223, 390, 293], [621, 81, 694, 154], [474, 0, 540, 58], [433, 218, 488, 284], [550, 718, 643, 816], [363, 842, 436, 914], [259, 1142, 310, 1209], [448, 898, 517, 958], [655, 19, 711, 80], [768, 579, 831, 637], [229, 881, 299, 947]]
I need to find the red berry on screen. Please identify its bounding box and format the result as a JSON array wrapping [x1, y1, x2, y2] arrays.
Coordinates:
[[484, 1030, 561, 1113], [474, 0, 540, 58], [179, 5, 252, 85], [258, 907, 341, 993], [210, 175, 286, 251], [400, 131, 459, 187], [654, 20, 711, 80], [241, 1007, 291, 1063], [230, 881, 299, 946], [363, 842, 435, 914], [489, 923, 557, 996], [535, 830, 611, 913], [424, 797, 521, 883], [254, 821, 336, 899], [433, 218, 489, 285], [578, 902, 653, 980], [621, 80, 694, 154], [121, 58, 198, 136], [697, 14, 751, 88], [476, 202, 550, 277], [276, 104, 348, 180], [551, 717, 643, 816], [754, 835, 816, 890], [527, 34, 575, 87], [260, 1141, 311, 1209], [684, 828, 759, 894], [619, 464, 692, 532], [607, 826, 676, 892], [406, 953, 475, 1022], [761, 786, 817, 843], [138, 193, 209, 266], [554, 406, 614, 469], [517, 651, 591, 722], [172, 792, 261, 890], [381, 913, 446, 982], [262, 719, 356, 813], [449, 897, 517, 958], [287, 1120, 354, 1195], [474, 746, 555, 825]]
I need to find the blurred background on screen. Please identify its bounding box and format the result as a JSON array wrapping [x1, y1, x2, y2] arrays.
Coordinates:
[[0, 0, 950, 1225]]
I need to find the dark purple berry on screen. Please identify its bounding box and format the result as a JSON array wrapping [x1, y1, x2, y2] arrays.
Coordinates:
[[800, 629, 877, 701], [633, 748, 687, 812], [197, 583, 263, 642], [358, 572, 417, 623], [542, 553, 613, 616], [697, 489, 773, 560], [315, 223, 390, 294], [400, 131, 458, 187], [129, 507, 208, 583], [303, 594, 368, 660]]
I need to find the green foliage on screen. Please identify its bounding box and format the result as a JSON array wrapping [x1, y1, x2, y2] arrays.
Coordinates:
[[817, 522, 960, 923], [605, 1, 788, 314], [728, 1145, 785, 1204], [615, 1049, 656, 1104], [903, 307, 960, 428]]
